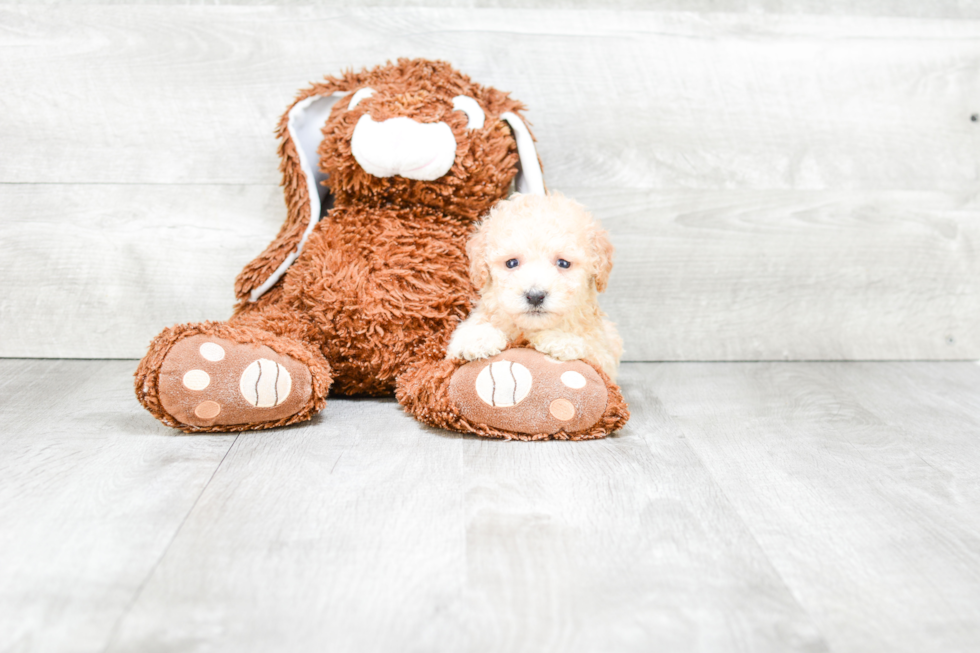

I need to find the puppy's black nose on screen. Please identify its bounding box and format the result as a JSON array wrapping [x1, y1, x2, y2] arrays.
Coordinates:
[[525, 290, 547, 307]]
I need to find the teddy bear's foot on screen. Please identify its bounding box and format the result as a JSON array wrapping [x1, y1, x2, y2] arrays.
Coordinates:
[[449, 348, 617, 438], [397, 347, 629, 441], [136, 323, 331, 433], [155, 334, 313, 429]]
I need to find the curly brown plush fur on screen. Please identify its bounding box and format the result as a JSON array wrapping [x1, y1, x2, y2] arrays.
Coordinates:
[[135, 58, 628, 439]]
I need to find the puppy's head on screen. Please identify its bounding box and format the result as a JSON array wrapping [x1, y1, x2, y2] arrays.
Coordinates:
[[468, 193, 613, 330]]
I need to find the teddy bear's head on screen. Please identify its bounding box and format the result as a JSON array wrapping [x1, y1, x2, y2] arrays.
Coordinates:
[[242, 59, 545, 303], [289, 58, 543, 222]]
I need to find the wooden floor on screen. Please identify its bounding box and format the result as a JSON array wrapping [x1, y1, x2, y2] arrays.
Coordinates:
[[1, 359, 978, 652]]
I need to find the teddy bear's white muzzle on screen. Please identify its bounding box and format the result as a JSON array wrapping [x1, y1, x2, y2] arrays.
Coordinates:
[[350, 115, 457, 181]]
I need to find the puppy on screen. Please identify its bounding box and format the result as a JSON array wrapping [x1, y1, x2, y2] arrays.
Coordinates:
[[446, 192, 623, 379]]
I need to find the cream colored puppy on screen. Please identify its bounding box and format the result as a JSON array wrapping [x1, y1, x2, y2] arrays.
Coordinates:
[[446, 193, 623, 379]]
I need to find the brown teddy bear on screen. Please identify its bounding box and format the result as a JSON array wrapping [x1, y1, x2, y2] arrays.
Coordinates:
[[134, 58, 628, 440]]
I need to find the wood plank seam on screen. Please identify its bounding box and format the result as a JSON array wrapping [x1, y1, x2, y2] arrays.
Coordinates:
[[99, 433, 242, 653], [625, 363, 833, 648]]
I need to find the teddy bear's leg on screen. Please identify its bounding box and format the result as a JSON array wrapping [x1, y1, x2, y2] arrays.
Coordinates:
[[396, 347, 629, 441], [135, 319, 332, 433]]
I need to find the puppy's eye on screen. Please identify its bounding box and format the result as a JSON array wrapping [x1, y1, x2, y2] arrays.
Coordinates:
[[505, 258, 519, 269], [348, 88, 375, 110], [452, 95, 486, 129], [557, 259, 571, 269]]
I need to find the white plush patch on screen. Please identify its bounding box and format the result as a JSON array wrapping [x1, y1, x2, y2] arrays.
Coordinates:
[[560, 370, 587, 389], [239, 359, 292, 408], [475, 360, 532, 407], [249, 91, 348, 302], [199, 342, 225, 362], [501, 112, 545, 196], [351, 115, 457, 181], [182, 369, 210, 391], [452, 95, 485, 129]]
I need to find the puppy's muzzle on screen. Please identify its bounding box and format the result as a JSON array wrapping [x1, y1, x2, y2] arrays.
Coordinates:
[[524, 289, 547, 308]]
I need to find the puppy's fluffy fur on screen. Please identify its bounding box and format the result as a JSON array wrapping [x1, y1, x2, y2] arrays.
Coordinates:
[[447, 193, 623, 379]]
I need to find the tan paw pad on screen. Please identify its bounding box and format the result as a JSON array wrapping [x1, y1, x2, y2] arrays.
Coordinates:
[[549, 398, 576, 421], [194, 401, 221, 419]]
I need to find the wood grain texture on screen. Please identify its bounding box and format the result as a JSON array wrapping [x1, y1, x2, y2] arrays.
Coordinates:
[[4, 0, 980, 19], [5, 359, 980, 651], [589, 187, 980, 361], [445, 372, 825, 652], [0, 184, 284, 359], [0, 359, 235, 653], [651, 361, 980, 653], [103, 396, 470, 652], [2, 183, 976, 360], [0, 7, 977, 191], [104, 368, 825, 653]]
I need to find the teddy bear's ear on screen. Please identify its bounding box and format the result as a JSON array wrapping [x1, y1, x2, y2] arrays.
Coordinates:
[[501, 112, 545, 196], [237, 90, 350, 303], [288, 92, 350, 220]]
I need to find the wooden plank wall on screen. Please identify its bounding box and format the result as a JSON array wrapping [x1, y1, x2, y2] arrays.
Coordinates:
[[0, 5, 977, 360]]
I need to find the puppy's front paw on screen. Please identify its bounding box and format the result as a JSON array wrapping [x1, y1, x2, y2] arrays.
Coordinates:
[[533, 333, 588, 361], [447, 323, 509, 361]]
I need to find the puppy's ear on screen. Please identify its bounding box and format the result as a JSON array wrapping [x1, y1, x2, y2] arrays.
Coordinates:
[[467, 223, 490, 289], [591, 225, 615, 293]]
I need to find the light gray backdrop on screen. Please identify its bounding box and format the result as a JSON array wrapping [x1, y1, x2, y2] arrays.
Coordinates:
[[1, 1, 977, 360]]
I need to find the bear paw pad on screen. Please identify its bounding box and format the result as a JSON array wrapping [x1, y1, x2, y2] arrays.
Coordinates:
[[448, 348, 608, 436], [157, 335, 311, 428]]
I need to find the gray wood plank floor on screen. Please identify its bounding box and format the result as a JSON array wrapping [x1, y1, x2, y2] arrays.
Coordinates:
[[2, 359, 979, 652]]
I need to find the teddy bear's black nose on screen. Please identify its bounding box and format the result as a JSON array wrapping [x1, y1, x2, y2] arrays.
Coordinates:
[[525, 290, 547, 307]]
